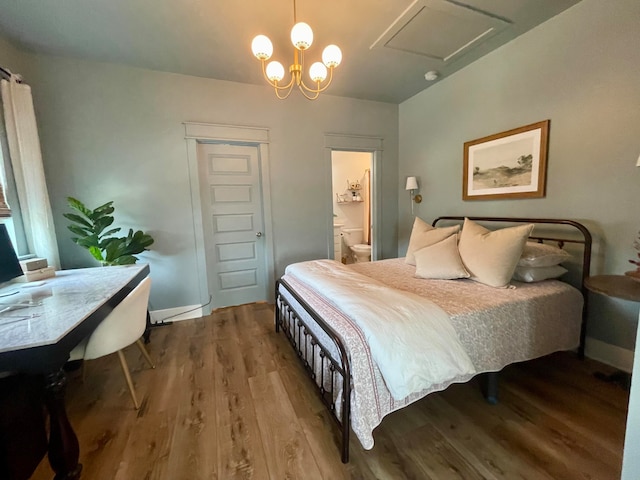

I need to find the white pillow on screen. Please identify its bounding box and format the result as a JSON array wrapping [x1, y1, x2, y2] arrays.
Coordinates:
[[518, 241, 572, 267], [405, 217, 460, 266], [458, 218, 534, 288], [414, 235, 470, 280], [512, 265, 568, 283]]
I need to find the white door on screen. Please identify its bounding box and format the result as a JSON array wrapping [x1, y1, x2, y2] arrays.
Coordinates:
[[197, 143, 267, 309]]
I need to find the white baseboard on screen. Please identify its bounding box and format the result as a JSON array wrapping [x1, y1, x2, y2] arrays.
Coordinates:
[[585, 337, 634, 373], [149, 304, 203, 324]]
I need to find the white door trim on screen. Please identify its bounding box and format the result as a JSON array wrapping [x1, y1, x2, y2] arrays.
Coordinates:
[[324, 133, 384, 261], [185, 122, 275, 314]]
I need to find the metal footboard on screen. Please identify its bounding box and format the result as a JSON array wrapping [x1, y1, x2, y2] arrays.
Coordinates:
[[275, 278, 352, 463]]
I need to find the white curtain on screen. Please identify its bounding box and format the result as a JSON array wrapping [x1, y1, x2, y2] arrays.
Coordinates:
[[1, 77, 60, 268]]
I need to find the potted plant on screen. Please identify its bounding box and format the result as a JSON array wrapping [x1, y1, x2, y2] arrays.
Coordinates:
[[64, 197, 154, 266]]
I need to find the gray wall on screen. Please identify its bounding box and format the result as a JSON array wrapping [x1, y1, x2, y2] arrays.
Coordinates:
[[0, 36, 25, 73], [399, 0, 640, 350], [0, 45, 399, 311]]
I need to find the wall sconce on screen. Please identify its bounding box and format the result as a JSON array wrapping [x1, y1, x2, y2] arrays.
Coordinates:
[[405, 176, 422, 214]]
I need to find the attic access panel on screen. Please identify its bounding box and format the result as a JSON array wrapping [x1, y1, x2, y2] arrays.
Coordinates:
[[370, 0, 511, 63]]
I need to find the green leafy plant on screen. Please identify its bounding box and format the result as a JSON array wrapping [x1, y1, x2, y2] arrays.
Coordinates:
[[64, 197, 154, 266]]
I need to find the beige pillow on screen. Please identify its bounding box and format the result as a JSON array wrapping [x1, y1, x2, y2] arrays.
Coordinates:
[[414, 235, 470, 280], [518, 241, 572, 267], [458, 218, 534, 288], [405, 217, 460, 266]]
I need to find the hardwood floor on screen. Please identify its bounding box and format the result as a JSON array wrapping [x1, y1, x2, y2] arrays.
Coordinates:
[[32, 303, 628, 479]]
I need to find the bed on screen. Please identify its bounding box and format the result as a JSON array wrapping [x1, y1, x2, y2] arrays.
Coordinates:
[[274, 216, 592, 463]]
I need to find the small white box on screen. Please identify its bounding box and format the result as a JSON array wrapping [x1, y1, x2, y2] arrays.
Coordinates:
[[18, 266, 56, 282], [20, 257, 48, 272]]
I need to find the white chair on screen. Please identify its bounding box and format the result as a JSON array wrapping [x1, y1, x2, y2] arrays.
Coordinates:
[[69, 276, 154, 409]]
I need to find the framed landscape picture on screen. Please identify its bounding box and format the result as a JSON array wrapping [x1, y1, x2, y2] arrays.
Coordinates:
[[463, 120, 549, 200]]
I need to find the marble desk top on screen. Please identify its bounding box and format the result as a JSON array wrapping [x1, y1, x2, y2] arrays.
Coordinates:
[[0, 264, 149, 354]]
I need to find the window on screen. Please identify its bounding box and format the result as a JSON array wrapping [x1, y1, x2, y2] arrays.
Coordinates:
[[0, 183, 8, 217], [0, 104, 27, 256]]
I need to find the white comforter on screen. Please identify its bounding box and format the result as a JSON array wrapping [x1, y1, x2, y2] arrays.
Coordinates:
[[285, 260, 476, 400]]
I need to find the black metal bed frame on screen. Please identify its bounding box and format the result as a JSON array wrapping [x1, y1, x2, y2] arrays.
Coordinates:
[[274, 217, 593, 464]]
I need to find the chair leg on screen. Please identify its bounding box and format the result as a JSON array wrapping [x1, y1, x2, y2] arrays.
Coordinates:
[[116, 350, 140, 410], [135, 339, 155, 369]]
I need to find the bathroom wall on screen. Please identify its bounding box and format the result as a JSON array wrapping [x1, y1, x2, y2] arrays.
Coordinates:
[[331, 151, 372, 230]]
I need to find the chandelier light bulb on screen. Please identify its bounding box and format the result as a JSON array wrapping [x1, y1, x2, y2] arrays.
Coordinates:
[[251, 35, 273, 60], [265, 61, 285, 82], [309, 62, 328, 82], [322, 44, 342, 68], [291, 22, 313, 50]]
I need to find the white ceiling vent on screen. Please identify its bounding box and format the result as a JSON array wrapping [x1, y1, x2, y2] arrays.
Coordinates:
[[370, 0, 511, 63]]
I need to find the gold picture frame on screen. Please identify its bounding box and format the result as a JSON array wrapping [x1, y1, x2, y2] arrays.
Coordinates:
[[463, 120, 549, 200]]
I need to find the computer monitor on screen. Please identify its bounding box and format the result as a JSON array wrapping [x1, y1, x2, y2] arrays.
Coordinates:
[[0, 224, 23, 285]]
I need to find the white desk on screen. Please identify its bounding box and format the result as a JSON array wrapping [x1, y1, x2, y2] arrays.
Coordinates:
[[0, 264, 149, 479]]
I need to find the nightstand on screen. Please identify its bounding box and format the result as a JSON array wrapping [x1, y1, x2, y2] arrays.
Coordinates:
[[584, 274, 640, 389], [585, 274, 640, 303]]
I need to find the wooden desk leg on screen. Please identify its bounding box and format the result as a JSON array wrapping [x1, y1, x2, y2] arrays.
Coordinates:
[[43, 368, 82, 480]]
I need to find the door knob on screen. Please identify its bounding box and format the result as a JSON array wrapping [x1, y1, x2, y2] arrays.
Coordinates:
[[256, 232, 262, 237]]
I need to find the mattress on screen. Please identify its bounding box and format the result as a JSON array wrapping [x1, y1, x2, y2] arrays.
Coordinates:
[[350, 258, 584, 372]]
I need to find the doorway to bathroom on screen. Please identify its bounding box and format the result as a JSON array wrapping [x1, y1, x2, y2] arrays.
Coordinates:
[[331, 150, 374, 264]]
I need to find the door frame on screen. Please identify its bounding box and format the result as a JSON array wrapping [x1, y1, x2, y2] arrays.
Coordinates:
[[185, 122, 275, 315], [324, 133, 383, 261]]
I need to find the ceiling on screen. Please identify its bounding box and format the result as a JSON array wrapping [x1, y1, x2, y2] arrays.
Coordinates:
[[0, 0, 581, 104]]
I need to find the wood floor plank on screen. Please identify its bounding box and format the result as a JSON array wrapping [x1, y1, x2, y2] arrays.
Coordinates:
[[112, 321, 196, 479], [440, 377, 621, 480], [358, 425, 433, 480], [211, 307, 236, 341], [29, 304, 628, 480], [164, 322, 218, 479], [267, 328, 328, 417], [213, 337, 270, 479], [418, 394, 555, 480], [393, 420, 489, 480], [502, 366, 627, 455], [234, 305, 278, 379], [297, 409, 353, 480], [249, 370, 324, 480], [508, 352, 629, 411], [499, 384, 623, 479], [111, 411, 175, 479]]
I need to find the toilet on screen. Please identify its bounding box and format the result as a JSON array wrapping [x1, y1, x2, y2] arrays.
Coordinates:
[[341, 227, 372, 263]]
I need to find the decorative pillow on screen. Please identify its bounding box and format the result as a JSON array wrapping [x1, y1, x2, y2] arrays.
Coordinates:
[[405, 217, 460, 266], [518, 241, 573, 267], [512, 265, 568, 283], [458, 218, 534, 288], [414, 235, 470, 280]]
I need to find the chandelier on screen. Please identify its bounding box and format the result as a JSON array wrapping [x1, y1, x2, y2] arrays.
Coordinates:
[[251, 0, 342, 100]]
